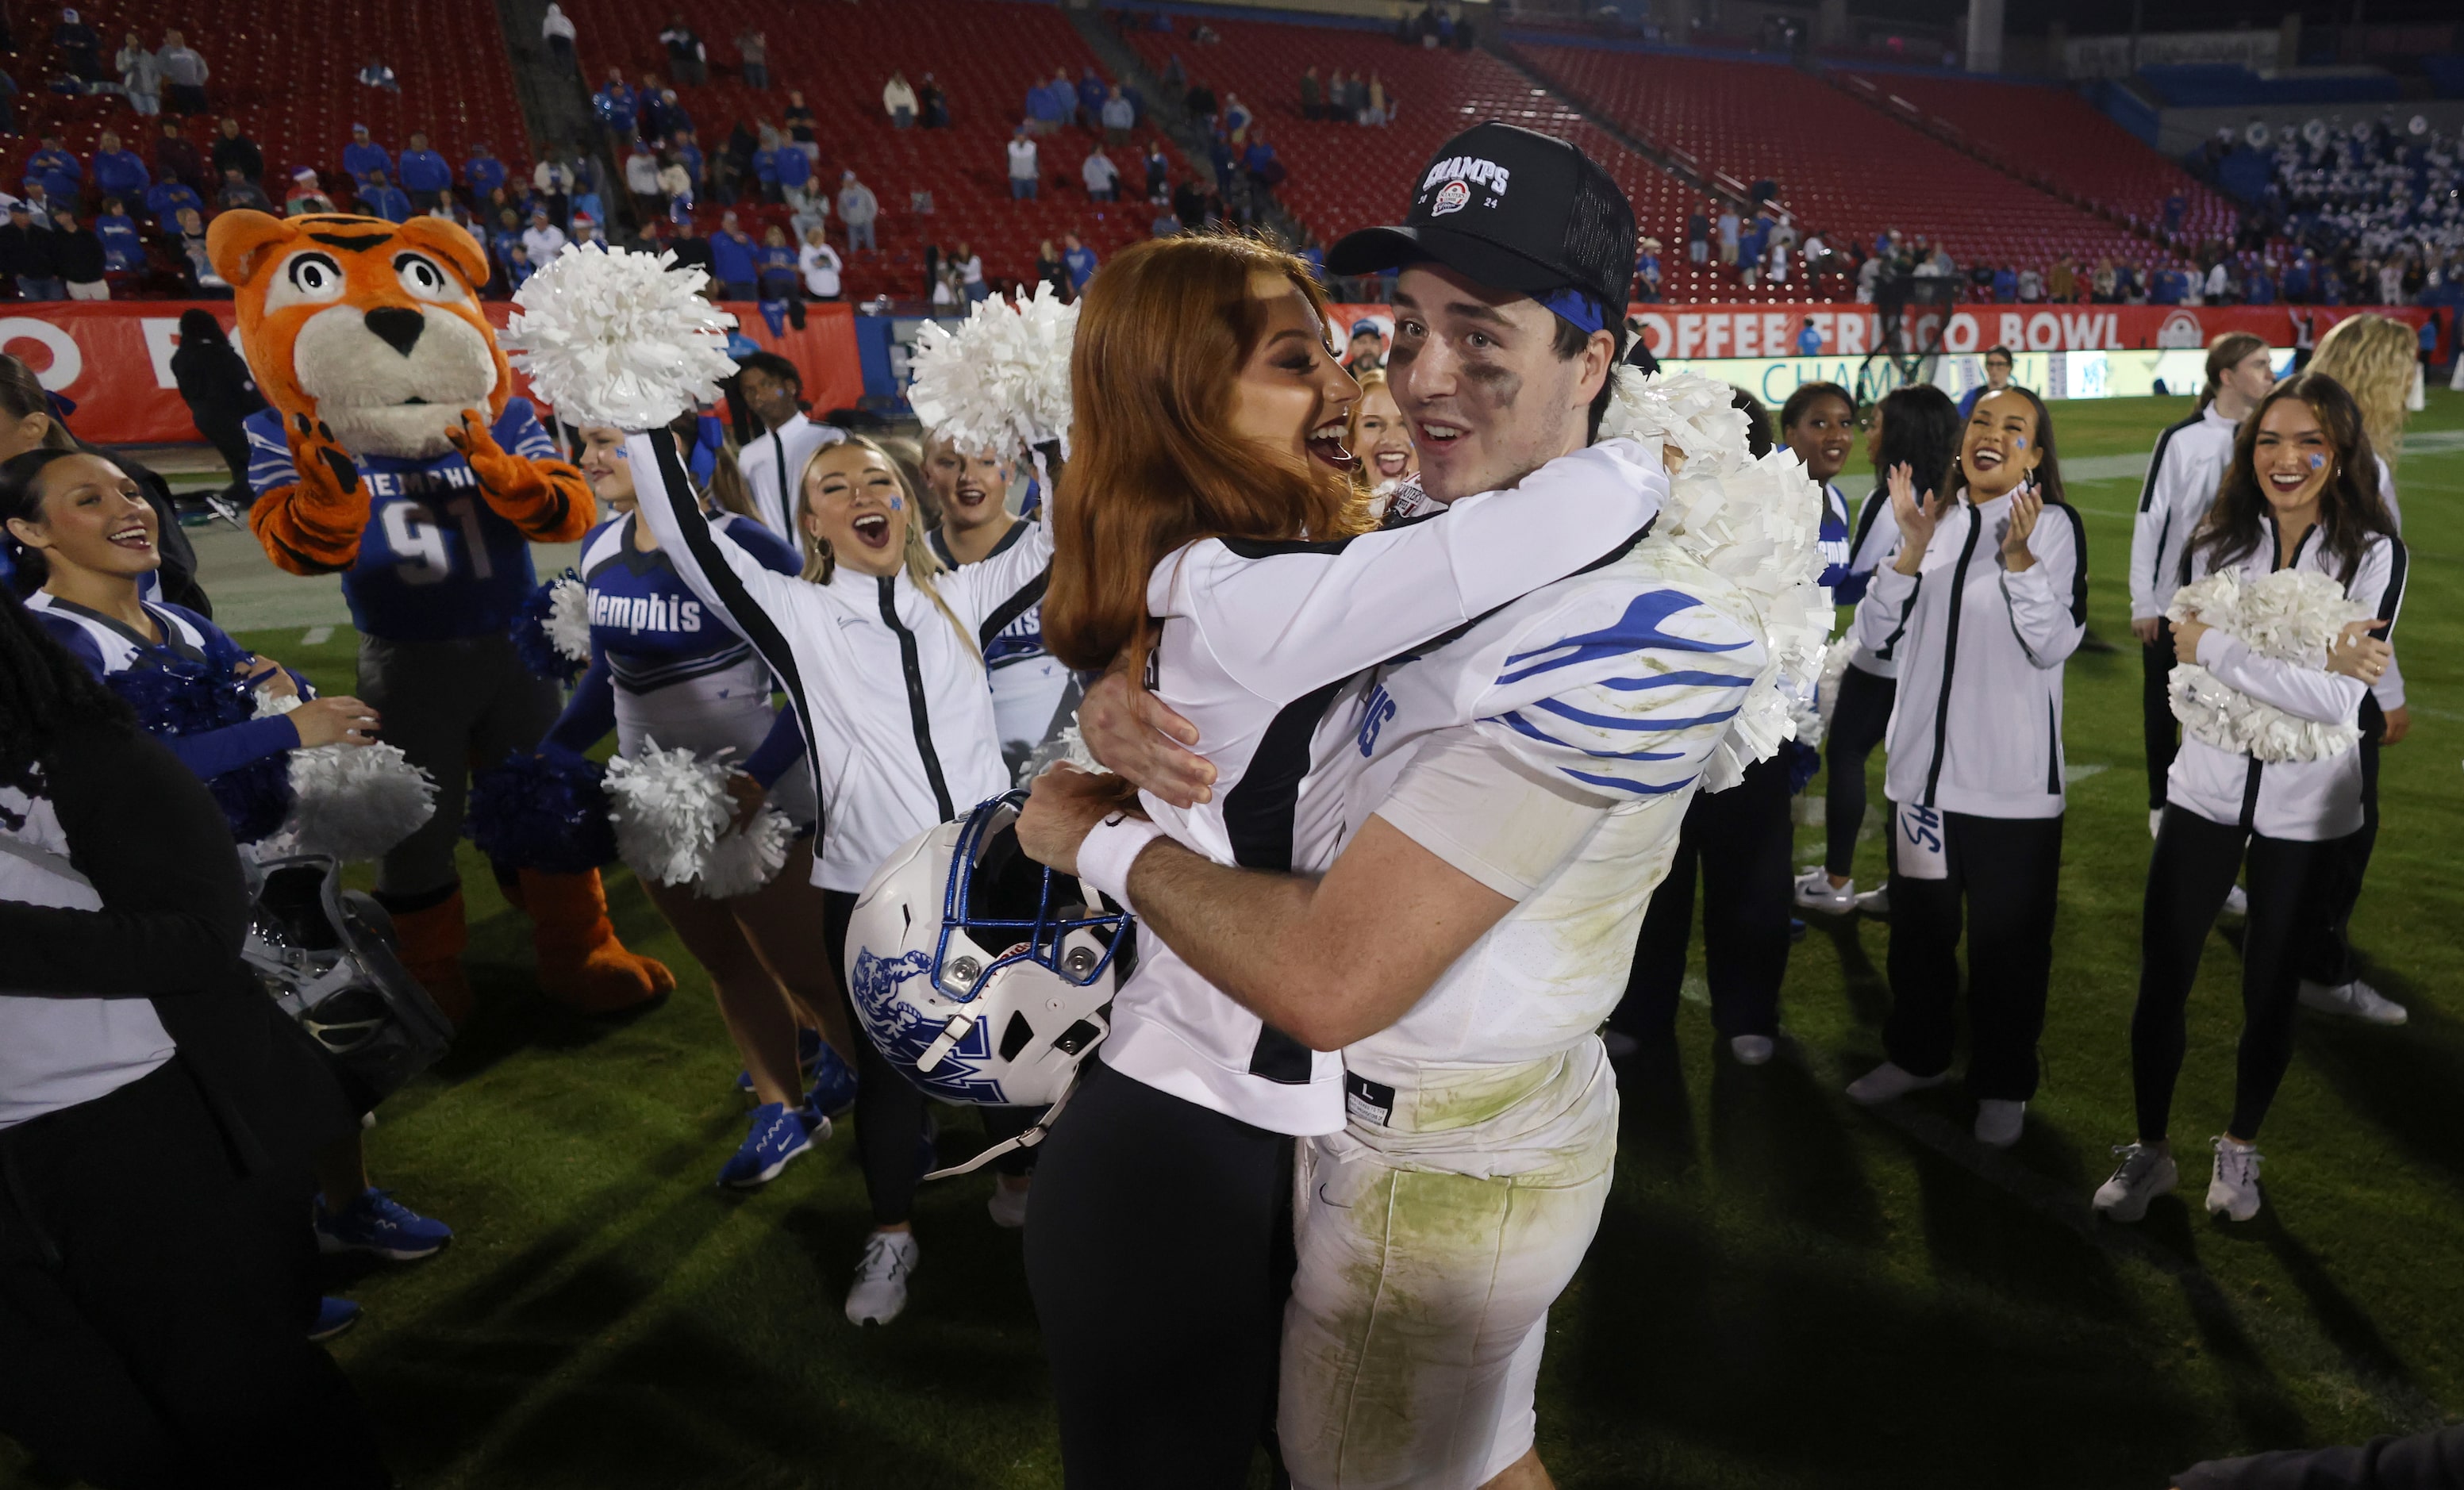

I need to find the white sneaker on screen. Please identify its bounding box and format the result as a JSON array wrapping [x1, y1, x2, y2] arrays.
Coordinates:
[[2298, 977, 2408, 1025], [844, 1230, 920, 1325], [2206, 1136, 2264, 1223], [2093, 1142, 2178, 1223], [1793, 867, 1856, 916], [987, 1178, 1030, 1230], [1730, 1035, 1775, 1066], [2149, 808, 2164, 839], [2220, 885, 2248, 917], [1974, 1099, 2026, 1149], [1845, 1061, 1948, 1106], [1853, 884, 1892, 918]]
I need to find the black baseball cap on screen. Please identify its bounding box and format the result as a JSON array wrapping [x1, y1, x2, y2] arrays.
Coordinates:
[[1328, 121, 1636, 335]]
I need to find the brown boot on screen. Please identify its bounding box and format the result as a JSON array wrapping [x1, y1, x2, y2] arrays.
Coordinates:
[[390, 890, 475, 1026], [519, 868, 674, 1014]]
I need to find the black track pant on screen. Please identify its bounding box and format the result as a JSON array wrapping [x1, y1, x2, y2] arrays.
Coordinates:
[[2142, 621, 2181, 811], [824, 888, 929, 1226], [0, 1061, 387, 1489], [1616, 750, 1793, 1041], [2301, 698, 2382, 988], [1024, 1057, 1293, 1489], [1885, 812, 2064, 1101], [2132, 808, 2344, 1143], [1823, 664, 1896, 878]]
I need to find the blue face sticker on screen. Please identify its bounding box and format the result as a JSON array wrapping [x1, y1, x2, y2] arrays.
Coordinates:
[[2012, 436, 2027, 448], [890, 496, 905, 511], [2308, 453, 2325, 470]]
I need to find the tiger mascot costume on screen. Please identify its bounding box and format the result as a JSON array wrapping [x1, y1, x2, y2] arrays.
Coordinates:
[[206, 209, 671, 1022]]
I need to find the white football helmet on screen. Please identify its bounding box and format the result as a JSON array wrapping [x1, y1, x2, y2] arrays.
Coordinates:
[[845, 790, 1131, 1111]]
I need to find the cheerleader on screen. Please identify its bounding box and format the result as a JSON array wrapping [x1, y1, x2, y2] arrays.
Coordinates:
[[629, 424, 1048, 1327], [2129, 332, 2273, 837], [1796, 385, 1959, 917], [920, 434, 1069, 777], [1844, 387, 2085, 1150], [1347, 368, 1416, 517], [2093, 373, 2401, 1224], [544, 414, 858, 1190], [0, 447, 455, 1285], [2296, 314, 2415, 1024]]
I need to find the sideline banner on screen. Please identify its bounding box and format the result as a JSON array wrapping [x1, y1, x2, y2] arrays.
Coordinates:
[[0, 300, 865, 446]]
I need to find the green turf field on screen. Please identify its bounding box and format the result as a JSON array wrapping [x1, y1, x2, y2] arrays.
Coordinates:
[[7, 392, 2458, 1489]]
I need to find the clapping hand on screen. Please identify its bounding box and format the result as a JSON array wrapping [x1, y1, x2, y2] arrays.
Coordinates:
[[2001, 481, 2043, 573], [1888, 462, 1949, 576]]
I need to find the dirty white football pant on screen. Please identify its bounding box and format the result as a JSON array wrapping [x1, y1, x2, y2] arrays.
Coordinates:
[[1279, 1037, 1617, 1489]]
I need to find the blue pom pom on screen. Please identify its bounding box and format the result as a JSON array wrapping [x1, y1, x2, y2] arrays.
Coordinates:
[[1784, 738, 1822, 796], [466, 750, 617, 873], [511, 570, 586, 685], [105, 649, 296, 842]]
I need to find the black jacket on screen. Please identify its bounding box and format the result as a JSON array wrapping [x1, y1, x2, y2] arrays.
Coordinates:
[[0, 222, 57, 278], [0, 721, 354, 1182], [212, 132, 264, 183], [2178, 1426, 2464, 1490], [170, 309, 267, 498], [51, 225, 103, 283]]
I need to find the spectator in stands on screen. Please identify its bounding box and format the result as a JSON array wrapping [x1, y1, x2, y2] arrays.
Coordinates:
[[0, 202, 61, 298], [464, 141, 506, 202], [921, 72, 948, 129], [1345, 320, 1385, 373], [115, 30, 159, 116], [94, 197, 139, 271], [595, 71, 639, 143], [660, 14, 706, 86], [213, 117, 259, 182], [2019, 265, 2045, 303], [1716, 205, 1739, 267], [782, 89, 816, 153], [1076, 67, 1108, 132], [0, 68, 18, 136], [625, 140, 662, 220], [883, 71, 918, 131], [1025, 73, 1066, 136], [1082, 146, 1119, 202], [52, 8, 100, 83], [49, 207, 102, 298], [1061, 232, 1096, 296], [2090, 259, 2117, 303], [1300, 67, 1322, 121], [1101, 86, 1134, 147], [1365, 73, 1390, 128], [500, 243, 533, 294], [357, 57, 401, 94], [755, 225, 801, 332], [1242, 132, 1282, 191], [1767, 233, 1789, 286], [23, 134, 79, 207], [487, 208, 522, 278], [1151, 200, 1180, 239], [398, 132, 451, 214], [90, 131, 147, 204], [656, 151, 691, 222], [799, 225, 842, 301], [154, 119, 203, 194], [567, 211, 599, 249], [522, 206, 567, 263], [1795, 317, 1824, 355], [357, 169, 411, 224], [1006, 127, 1040, 202], [143, 177, 201, 235], [1036, 237, 1067, 299], [1686, 205, 1709, 266], [284, 167, 335, 216], [1184, 79, 1217, 132], [1223, 91, 1252, 140], [1992, 264, 2018, 303], [1143, 138, 1170, 202], [156, 29, 208, 113], [1739, 212, 1770, 287], [175, 205, 225, 292], [953, 240, 985, 303], [838, 171, 878, 254], [1636, 238, 1662, 302], [541, 4, 577, 72], [710, 211, 758, 299], [216, 167, 271, 214], [736, 29, 767, 90], [342, 124, 391, 186], [778, 144, 818, 230], [14, 182, 58, 230], [667, 125, 703, 193], [752, 130, 782, 203], [2047, 257, 2076, 302], [536, 152, 579, 225]]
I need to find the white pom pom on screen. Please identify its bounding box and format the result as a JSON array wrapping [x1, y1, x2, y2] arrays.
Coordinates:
[[1016, 720, 1111, 789], [502, 243, 738, 430], [1814, 634, 1855, 737], [545, 572, 593, 664], [2166, 569, 2371, 762], [286, 743, 438, 862], [605, 738, 732, 887], [906, 282, 1078, 462], [605, 739, 795, 896]]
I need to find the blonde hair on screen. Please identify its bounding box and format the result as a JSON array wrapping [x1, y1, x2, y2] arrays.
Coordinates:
[[665, 409, 758, 520], [793, 436, 978, 662], [2309, 314, 2415, 469]]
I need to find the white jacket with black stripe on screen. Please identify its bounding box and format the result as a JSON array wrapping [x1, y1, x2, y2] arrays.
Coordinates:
[[627, 433, 1050, 891], [2130, 402, 2237, 624], [2168, 515, 2406, 842], [1856, 489, 2087, 821]]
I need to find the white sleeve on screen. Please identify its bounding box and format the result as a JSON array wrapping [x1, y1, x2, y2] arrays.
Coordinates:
[[1175, 440, 1666, 705], [2000, 502, 2086, 669], [1370, 728, 1611, 901], [1855, 560, 1917, 657], [2197, 632, 2367, 726], [2128, 437, 2177, 620], [937, 517, 1053, 639], [627, 431, 813, 668]]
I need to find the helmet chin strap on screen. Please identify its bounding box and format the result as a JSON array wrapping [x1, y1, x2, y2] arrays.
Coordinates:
[[918, 1035, 1104, 1183]]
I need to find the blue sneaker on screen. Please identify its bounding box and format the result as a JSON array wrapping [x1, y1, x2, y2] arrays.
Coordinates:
[[721, 1101, 815, 1189], [309, 1296, 362, 1342], [316, 1189, 453, 1261], [806, 1041, 859, 1120], [738, 1026, 832, 1095]]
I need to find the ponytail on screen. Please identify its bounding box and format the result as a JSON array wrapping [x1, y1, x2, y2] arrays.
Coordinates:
[[2196, 331, 2269, 413]]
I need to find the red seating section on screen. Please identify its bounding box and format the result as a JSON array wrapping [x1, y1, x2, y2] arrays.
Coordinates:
[[1835, 69, 2238, 242], [579, 0, 1155, 301], [6, 0, 531, 215], [1120, 14, 1824, 303], [1513, 43, 2189, 286]]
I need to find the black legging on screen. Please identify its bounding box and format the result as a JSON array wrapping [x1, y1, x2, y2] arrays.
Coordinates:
[[1615, 750, 1792, 1041], [824, 889, 929, 1226], [2301, 697, 2382, 988], [2131, 808, 2342, 1142], [1885, 811, 2064, 1100], [1024, 1057, 1293, 1489], [1822, 663, 1895, 878], [2140, 620, 2180, 811]]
